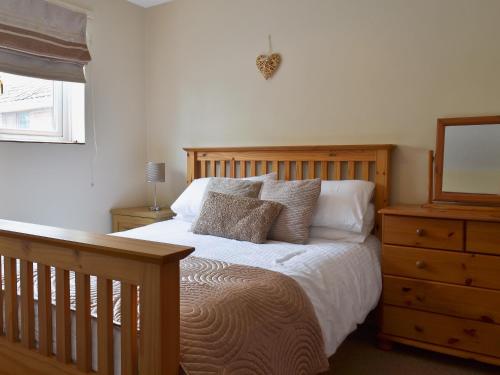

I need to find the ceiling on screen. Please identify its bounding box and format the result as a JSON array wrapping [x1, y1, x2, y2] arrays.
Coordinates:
[[127, 0, 172, 8]]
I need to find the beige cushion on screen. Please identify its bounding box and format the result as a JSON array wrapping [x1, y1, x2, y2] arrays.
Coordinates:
[[190, 178, 264, 230], [203, 177, 263, 200], [192, 192, 283, 244], [261, 179, 321, 244]]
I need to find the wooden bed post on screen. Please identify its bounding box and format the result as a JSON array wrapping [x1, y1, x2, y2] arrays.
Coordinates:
[[187, 151, 197, 184], [140, 261, 181, 375], [375, 148, 392, 234]]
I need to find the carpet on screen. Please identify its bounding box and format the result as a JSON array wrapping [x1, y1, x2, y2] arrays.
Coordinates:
[[324, 325, 499, 375]]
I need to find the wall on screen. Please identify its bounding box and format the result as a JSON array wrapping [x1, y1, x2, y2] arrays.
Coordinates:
[[0, 0, 147, 233], [145, 0, 500, 205]]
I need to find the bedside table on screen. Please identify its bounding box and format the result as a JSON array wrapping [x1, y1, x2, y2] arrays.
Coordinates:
[[110, 207, 174, 233]]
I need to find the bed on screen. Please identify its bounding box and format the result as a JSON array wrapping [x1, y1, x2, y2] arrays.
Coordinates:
[[0, 145, 393, 375]]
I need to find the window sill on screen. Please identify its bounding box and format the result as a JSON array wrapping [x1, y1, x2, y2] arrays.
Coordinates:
[[0, 138, 85, 144]]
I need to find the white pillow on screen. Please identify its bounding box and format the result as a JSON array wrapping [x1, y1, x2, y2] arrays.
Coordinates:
[[171, 173, 277, 223], [171, 178, 210, 223], [309, 204, 375, 243], [311, 180, 375, 233]]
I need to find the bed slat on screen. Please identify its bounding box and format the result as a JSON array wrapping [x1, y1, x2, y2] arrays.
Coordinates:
[[37, 265, 52, 356], [250, 160, 257, 176], [219, 160, 226, 177], [321, 161, 328, 180], [308, 161, 315, 179], [284, 161, 291, 180], [121, 282, 138, 375], [20, 260, 35, 349], [261, 160, 268, 174], [296, 161, 303, 180], [230, 160, 236, 177], [210, 160, 216, 177], [240, 160, 246, 177], [98, 278, 114, 375], [334, 161, 341, 180], [348, 161, 355, 179], [56, 268, 71, 363], [5, 257, 18, 342], [76, 273, 92, 372]]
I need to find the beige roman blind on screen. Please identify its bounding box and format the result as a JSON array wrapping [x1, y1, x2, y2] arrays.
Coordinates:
[[0, 0, 91, 83]]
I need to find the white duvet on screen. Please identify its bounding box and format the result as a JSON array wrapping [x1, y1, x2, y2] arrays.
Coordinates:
[[117, 218, 382, 357]]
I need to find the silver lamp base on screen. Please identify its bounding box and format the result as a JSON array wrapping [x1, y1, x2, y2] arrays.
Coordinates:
[[149, 182, 161, 212]]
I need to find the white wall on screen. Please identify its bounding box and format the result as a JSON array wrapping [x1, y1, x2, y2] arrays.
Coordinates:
[[145, 0, 500, 206], [3, 0, 500, 232], [0, 0, 147, 233]]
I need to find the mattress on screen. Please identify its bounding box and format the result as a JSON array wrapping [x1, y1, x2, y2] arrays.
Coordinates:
[[117, 218, 382, 357]]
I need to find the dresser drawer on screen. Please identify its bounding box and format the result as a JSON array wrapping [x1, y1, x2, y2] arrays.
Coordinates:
[[383, 216, 464, 251], [112, 215, 154, 232], [383, 276, 500, 324], [383, 245, 500, 290], [382, 306, 500, 359], [467, 221, 500, 256]]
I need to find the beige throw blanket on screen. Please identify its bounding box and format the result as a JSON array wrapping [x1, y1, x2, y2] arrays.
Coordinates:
[[180, 257, 329, 375], [12, 257, 329, 374]]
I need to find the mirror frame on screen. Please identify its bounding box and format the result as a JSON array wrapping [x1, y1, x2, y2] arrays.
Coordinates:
[[434, 116, 500, 205]]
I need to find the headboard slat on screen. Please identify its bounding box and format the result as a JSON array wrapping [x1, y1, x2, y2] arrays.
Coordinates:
[[185, 145, 394, 235]]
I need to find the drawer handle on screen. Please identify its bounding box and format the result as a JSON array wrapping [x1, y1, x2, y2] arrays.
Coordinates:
[[416, 228, 425, 236], [416, 260, 427, 269], [414, 325, 424, 333], [480, 315, 494, 324], [463, 328, 477, 337], [448, 338, 460, 345]]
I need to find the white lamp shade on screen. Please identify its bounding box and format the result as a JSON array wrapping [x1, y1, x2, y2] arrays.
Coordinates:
[[146, 162, 165, 183]]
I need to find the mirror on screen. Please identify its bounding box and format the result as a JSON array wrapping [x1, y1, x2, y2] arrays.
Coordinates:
[[435, 116, 500, 204]]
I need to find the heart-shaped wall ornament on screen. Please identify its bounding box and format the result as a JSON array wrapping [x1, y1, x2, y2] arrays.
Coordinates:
[[256, 53, 281, 80]]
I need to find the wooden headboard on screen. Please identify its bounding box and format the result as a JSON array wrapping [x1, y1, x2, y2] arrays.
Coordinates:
[[184, 145, 394, 232]]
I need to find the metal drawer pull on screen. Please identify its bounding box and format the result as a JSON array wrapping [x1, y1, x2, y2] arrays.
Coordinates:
[[414, 325, 424, 333], [416, 260, 426, 269], [416, 228, 425, 236]]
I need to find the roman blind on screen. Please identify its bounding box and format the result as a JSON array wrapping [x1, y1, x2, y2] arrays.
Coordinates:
[[0, 0, 91, 83]]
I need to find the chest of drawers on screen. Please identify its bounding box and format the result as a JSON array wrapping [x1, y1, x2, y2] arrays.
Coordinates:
[[379, 205, 500, 366]]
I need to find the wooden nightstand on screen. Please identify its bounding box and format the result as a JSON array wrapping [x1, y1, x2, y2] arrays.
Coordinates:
[[110, 207, 174, 233], [378, 205, 500, 366]]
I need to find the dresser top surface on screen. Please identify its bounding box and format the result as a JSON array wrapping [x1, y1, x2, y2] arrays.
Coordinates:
[[380, 204, 500, 222]]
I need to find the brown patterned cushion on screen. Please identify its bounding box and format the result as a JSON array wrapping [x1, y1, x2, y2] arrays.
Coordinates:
[[260, 179, 321, 244], [192, 192, 283, 244], [190, 178, 264, 231]]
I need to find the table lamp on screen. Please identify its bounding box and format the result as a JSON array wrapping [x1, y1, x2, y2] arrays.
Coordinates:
[[146, 162, 165, 211]]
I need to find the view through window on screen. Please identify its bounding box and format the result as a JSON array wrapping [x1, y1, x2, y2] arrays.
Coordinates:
[[0, 72, 85, 143]]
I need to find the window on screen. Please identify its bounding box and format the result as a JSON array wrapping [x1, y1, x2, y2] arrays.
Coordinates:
[[0, 72, 85, 143]]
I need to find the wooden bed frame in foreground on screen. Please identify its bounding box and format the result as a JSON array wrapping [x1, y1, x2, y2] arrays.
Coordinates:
[[0, 145, 393, 375]]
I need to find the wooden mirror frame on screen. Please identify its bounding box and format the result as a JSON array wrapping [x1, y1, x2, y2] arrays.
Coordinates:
[[434, 116, 500, 205]]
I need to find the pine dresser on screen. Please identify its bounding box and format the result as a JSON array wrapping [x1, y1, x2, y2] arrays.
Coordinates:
[[378, 205, 500, 366]]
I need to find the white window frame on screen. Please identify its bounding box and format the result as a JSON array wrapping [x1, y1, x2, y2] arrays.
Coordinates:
[[0, 80, 85, 144]]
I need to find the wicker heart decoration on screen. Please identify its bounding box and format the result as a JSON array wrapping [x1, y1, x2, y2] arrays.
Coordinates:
[[256, 53, 281, 80]]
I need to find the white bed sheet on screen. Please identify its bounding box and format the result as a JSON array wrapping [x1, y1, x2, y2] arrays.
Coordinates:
[[116, 218, 382, 357]]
